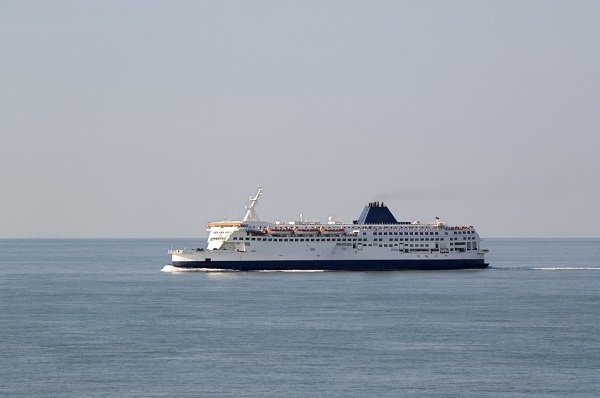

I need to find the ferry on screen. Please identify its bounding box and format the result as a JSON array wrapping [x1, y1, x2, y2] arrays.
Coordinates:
[[167, 188, 488, 271]]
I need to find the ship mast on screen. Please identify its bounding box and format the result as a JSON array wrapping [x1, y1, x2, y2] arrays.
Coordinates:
[[242, 188, 263, 222]]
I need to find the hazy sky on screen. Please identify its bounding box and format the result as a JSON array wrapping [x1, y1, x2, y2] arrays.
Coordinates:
[[1, 1, 599, 238]]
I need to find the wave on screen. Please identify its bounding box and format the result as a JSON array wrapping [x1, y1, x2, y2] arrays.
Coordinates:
[[487, 266, 600, 271]]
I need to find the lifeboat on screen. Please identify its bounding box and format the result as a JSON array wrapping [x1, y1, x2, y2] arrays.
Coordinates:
[[293, 226, 320, 236], [267, 226, 294, 236], [248, 229, 266, 236], [319, 226, 345, 236]]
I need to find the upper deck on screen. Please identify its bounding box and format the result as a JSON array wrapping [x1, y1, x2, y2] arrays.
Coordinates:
[[203, 188, 481, 253]]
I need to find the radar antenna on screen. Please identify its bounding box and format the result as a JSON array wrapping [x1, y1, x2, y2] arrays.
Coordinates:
[[242, 188, 263, 222]]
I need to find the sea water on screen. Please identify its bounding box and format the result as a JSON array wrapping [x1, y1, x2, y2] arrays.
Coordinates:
[[0, 238, 598, 397]]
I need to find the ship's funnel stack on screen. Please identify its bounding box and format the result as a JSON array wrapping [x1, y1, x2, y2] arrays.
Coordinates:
[[355, 201, 398, 224]]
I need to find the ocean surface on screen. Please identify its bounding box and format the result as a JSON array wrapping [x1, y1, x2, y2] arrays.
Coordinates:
[[1, 238, 599, 397]]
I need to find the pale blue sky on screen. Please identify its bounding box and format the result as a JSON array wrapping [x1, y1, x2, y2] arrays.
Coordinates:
[[1, 0, 599, 238]]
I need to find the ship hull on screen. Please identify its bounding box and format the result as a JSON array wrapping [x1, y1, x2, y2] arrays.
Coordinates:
[[170, 258, 488, 271]]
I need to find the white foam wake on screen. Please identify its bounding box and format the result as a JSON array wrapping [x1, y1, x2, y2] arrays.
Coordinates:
[[533, 267, 600, 271], [160, 265, 237, 273]]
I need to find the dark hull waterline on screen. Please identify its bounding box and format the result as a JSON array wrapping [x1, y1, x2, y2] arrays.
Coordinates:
[[171, 259, 489, 271]]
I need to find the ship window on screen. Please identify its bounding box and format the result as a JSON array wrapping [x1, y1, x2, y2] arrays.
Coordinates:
[[327, 238, 331, 241], [268, 239, 272, 241], [311, 239, 315, 241]]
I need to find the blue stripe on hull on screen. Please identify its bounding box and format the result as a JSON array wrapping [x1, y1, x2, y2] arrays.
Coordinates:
[[171, 259, 488, 271]]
